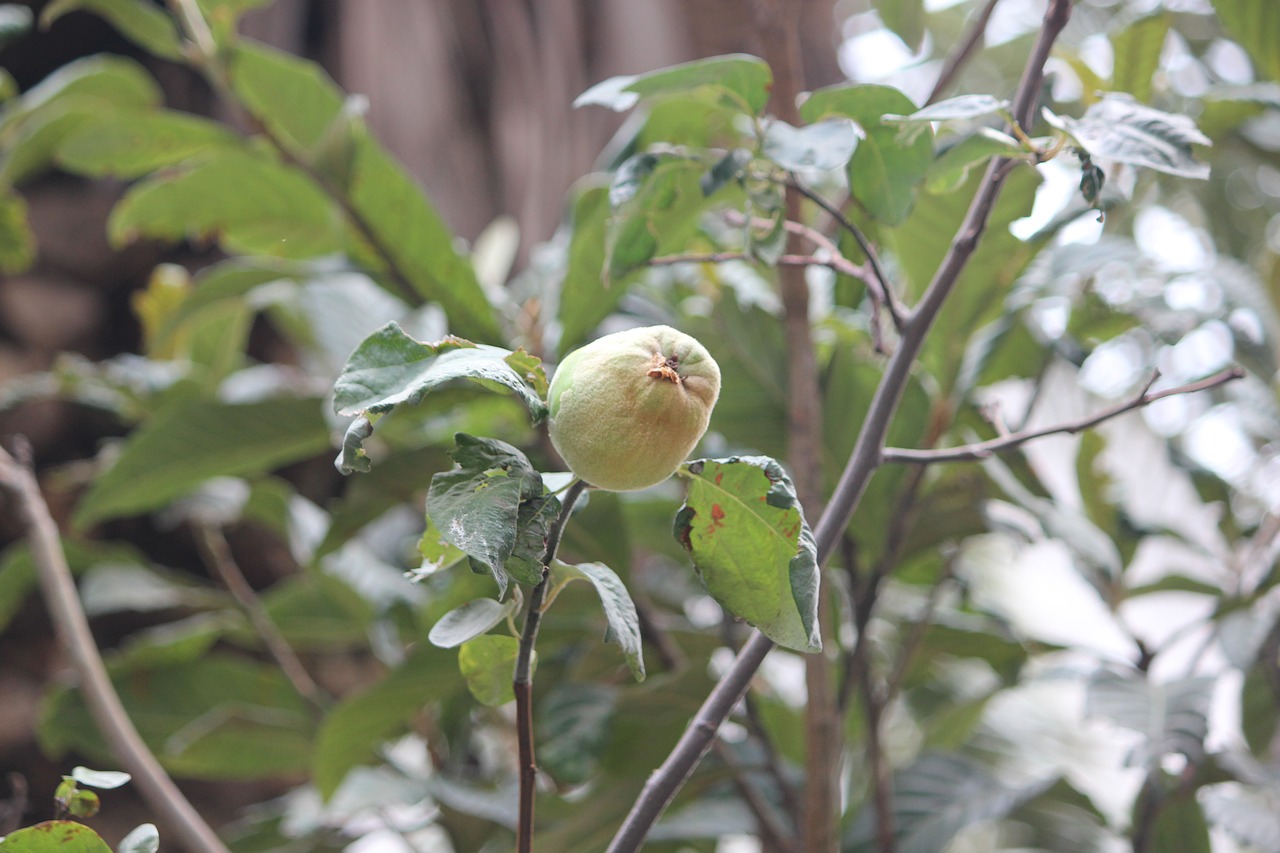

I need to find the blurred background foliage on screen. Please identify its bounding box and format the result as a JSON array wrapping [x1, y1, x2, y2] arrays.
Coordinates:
[[0, 0, 1279, 851]]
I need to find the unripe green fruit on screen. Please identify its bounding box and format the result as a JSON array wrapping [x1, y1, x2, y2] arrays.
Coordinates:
[[548, 325, 721, 491]]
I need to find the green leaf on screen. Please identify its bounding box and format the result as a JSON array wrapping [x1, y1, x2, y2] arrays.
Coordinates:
[[1086, 671, 1213, 766], [1211, 0, 1280, 82], [538, 684, 618, 785], [63, 789, 99, 818], [116, 824, 159, 853], [331, 322, 547, 422], [1044, 95, 1210, 179], [925, 128, 1022, 194], [873, 0, 925, 51], [1110, 14, 1170, 104], [346, 134, 501, 342], [1142, 788, 1212, 853], [762, 119, 858, 171], [39, 655, 314, 780], [551, 560, 646, 681], [109, 150, 343, 258], [312, 643, 457, 798], [0, 821, 112, 853], [458, 634, 524, 707], [576, 54, 772, 116], [674, 456, 820, 652], [0, 187, 34, 274], [56, 111, 240, 178], [428, 597, 517, 648], [887, 93, 1011, 124], [228, 40, 347, 157], [801, 84, 933, 225], [70, 767, 130, 789], [558, 183, 615, 352], [74, 396, 331, 527], [40, 0, 182, 60], [425, 434, 554, 598]]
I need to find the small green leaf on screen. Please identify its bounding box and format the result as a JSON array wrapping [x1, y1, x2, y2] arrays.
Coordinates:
[[74, 396, 331, 527], [108, 150, 344, 258], [674, 456, 820, 653], [0, 821, 112, 853], [458, 635, 524, 707], [886, 93, 1011, 124], [606, 157, 726, 281], [70, 767, 131, 789], [576, 54, 772, 116], [425, 434, 554, 598], [332, 322, 547, 420], [1110, 14, 1170, 104], [117, 824, 159, 853], [412, 513, 468, 579], [873, 0, 925, 52], [1211, 0, 1280, 83], [925, 128, 1022, 193], [1043, 95, 1210, 179], [56, 111, 240, 178], [801, 84, 933, 225], [65, 789, 99, 818], [428, 597, 517, 649], [551, 560, 646, 681], [762, 119, 858, 171], [0, 187, 35, 275], [40, 0, 182, 60]]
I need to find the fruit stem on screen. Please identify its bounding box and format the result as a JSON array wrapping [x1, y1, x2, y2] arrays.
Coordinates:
[[514, 477, 587, 853]]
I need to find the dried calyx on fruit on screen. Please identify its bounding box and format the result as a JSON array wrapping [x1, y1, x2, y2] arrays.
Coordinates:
[[547, 325, 721, 491]]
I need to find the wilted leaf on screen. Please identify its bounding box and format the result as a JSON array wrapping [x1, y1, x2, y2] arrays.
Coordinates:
[[551, 560, 645, 681], [425, 434, 555, 598], [1043, 95, 1210, 179], [674, 456, 820, 652]]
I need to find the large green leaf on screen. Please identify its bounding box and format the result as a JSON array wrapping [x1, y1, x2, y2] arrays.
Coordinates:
[[39, 655, 314, 779], [801, 84, 933, 225], [1044, 95, 1210, 179], [40, 0, 183, 60], [109, 150, 343, 258], [55, 110, 240, 178], [674, 456, 820, 652], [576, 54, 772, 116], [312, 643, 457, 798], [550, 560, 645, 681], [228, 40, 346, 157], [424, 434, 556, 598], [1109, 14, 1170, 104], [0, 821, 112, 853], [74, 396, 331, 527], [1212, 0, 1280, 82]]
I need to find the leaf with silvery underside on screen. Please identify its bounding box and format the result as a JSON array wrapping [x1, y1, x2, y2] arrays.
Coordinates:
[[575, 54, 772, 116], [1043, 95, 1211, 179], [1086, 670, 1213, 767], [428, 597, 518, 649], [550, 560, 645, 681], [886, 94, 1011, 124], [762, 119, 858, 172], [674, 456, 820, 653], [425, 434, 556, 599]]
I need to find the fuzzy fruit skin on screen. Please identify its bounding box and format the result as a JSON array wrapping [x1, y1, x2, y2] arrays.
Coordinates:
[[548, 325, 721, 491]]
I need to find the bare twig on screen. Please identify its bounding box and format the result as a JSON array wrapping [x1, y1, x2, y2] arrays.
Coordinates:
[[0, 440, 232, 853], [927, 0, 1002, 105], [881, 368, 1244, 464], [515, 478, 587, 853], [193, 523, 328, 709], [605, 4, 1074, 850]]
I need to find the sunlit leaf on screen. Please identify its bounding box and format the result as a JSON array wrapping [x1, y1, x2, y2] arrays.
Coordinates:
[[428, 597, 517, 648], [674, 456, 820, 652], [70, 767, 130, 789], [1087, 670, 1213, 766], [762, 119, 858, 171], [458, 634, 524, 707]]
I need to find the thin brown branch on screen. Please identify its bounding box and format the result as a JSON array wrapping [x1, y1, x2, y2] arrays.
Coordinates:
[[0, 440, 232, 853], [881, 368, 1244, 464], [927, 0, 1002, 105], [515, 478, 587, 853], [605, 4, 1075, 850], [193, 523, 328, 709]]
